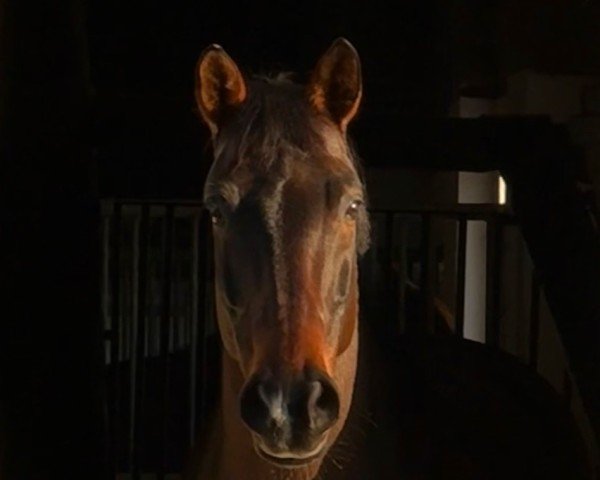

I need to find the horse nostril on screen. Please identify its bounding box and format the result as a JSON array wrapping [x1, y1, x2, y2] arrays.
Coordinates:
[[307, 377, 340, 434], [240, 370, 340, 444], [240, 376, 272, 436]]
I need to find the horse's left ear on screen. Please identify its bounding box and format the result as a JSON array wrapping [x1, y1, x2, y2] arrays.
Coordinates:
[[308, 38, 362, 131], [195, 45, 247, 136]]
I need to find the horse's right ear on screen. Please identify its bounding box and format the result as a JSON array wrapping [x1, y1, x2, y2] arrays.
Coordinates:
[[195, 45, 247, 136]]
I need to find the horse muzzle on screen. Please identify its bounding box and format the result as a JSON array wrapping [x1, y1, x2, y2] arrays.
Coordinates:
[[240, 366, 340, 467]]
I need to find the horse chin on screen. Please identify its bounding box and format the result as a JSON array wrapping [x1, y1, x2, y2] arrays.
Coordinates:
[[253, 436, 328, 469]]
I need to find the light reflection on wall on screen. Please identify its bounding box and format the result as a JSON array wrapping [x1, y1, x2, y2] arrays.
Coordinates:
[[498, 176, 507, 205]]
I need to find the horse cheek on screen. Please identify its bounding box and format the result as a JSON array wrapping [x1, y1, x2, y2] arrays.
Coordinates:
[[216, 298, 242, 361], [336, 276, 358, 356]]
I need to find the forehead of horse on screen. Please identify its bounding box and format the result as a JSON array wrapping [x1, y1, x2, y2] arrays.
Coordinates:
[[205, 77, 361, 203]]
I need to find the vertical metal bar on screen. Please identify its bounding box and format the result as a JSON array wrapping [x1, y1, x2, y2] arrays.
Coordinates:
[[109, 202, 122, 476], [189, 214, 199, 446], [102, 215, 111, 362], [485, 218, 499, 346], [159, 206, 175, 480], [128, 209, 140, 476], [455, 218, 467, 338], [189, 212, 201, 447], [529, 270, 541, 369], [420, 214, 435, 333], [130, 205, 149, 479], [198, 214, 212, 438]]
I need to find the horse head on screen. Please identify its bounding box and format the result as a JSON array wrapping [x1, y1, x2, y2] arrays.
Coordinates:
[[195, 38, 369, 469]]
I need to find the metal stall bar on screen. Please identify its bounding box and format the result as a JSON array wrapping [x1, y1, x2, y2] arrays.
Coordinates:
[[159, 205, 175, 479], [189, 212, 201, 447], [455, 217, 467, 338], [420, 214, 436, 333], [190, 212, 211, 446], [198, 215, 213, 440], [109, 201, 122, 476], [130, 205, 150, 479]]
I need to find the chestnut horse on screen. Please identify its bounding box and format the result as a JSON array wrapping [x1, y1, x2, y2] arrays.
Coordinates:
[[188, 39, 367, 480], [185, 39, 592, 480]]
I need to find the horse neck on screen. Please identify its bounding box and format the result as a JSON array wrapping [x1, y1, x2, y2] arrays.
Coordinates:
[[215, 327, 358, 480]]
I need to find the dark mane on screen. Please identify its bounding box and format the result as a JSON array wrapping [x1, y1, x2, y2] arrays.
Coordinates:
[[213, 74, 371, 255]]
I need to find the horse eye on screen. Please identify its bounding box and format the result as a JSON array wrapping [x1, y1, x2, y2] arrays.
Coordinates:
[[345, 200, 362, 220], [205, 196, 228, 226], [211, 209, 224, 226]]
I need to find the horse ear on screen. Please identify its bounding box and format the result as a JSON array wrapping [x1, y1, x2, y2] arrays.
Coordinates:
[[195, 45, 247, 136], [308, 38, 362, 131]]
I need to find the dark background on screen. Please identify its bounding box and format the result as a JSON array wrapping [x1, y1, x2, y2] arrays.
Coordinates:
[[1, 0, 600, 478], [87, 0, 600, 198]]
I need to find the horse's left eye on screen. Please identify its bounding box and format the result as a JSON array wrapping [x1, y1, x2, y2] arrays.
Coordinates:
[[345, 200, 362, 220]]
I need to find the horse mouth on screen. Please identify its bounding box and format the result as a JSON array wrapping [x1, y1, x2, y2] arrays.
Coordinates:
[[255, 437, 328, 468]]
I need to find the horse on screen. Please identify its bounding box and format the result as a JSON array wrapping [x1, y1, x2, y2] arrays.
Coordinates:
[[184, 38, 593, 480]]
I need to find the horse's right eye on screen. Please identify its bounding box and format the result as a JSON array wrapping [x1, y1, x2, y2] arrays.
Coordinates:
[[211, 209, 224, 226], [205, 196, 228, 227]]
